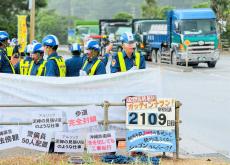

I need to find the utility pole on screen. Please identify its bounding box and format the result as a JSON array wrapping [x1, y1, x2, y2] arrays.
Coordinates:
[[30, 0, 35, 43]]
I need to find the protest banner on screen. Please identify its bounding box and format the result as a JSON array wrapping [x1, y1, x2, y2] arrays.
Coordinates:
[[0, 127, 20, 150]]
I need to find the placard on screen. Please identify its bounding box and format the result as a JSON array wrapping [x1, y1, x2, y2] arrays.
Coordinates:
[[0, 127, 20, 150]]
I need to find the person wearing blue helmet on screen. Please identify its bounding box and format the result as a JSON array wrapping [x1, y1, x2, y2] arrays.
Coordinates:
[[110, 32, 146, 73], [80, 40, 106, 76], [65, 43, 83, 77], [14, 44, 33, 75], [0, 31, 15, 73], [42, 34, 66, 77], [28, 43, 46, 76]]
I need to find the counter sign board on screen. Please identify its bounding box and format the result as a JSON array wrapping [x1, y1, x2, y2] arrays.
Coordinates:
[[126, 96, 176, 130], [0, 127, 20, 150]]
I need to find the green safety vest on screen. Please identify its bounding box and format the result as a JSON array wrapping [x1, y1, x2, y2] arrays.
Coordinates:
[[28, 60, 47, 76], [49, 57, 66, 77], [19, 59, 31, 75], [117, 51, 140, 72], [82, 59, 101, 76]]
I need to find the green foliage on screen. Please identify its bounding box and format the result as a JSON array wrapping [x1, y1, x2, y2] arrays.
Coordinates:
[[193, 1, 210, 8], [113, 12, 133, 20], [0, 0, 47, 38], [76, 20, 99, 26], [36, 10, 68, 44]]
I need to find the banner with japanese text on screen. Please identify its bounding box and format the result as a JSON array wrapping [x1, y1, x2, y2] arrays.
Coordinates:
[[17, 15, 27, 53]]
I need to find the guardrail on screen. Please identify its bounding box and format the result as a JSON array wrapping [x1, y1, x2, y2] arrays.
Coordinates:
[[0, 100, 182, 159]]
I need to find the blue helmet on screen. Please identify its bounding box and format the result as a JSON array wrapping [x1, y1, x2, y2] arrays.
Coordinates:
[[42, 34, 59, 47], [32, 39, 38, 45], [24, 44, 33, 54], [11, 38, 18, 44], [86, 40, 100, 51], [120, 32, 135, 44], [0, 31, 9, 42], [32, 43, 44, 54], [70, 43, 81, 52]]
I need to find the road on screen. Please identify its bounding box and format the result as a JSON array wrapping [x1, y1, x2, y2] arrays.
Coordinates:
[[147, 54, 230, 158]]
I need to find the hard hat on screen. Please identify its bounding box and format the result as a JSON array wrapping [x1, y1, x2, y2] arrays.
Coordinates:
[[32, 43, 44, 54], [70, 43, 81, 52], [24, 44, 33, 54], [11, 38, 18, 44], [42, 34, 59, 47], [32, 39, 38, 45], [85, 40, 100, 51], [120, 32, 135, 44], [0, 31, 9, 42]]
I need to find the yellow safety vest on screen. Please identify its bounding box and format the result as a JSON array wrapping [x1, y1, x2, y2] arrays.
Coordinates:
[[28, 60, 47, 76], [0, 49, 15, 74], [19, 59, 31, 75], [82, 59, 101, 76], [49, 57, 66, 77], [117, 51, 141, 72], [6, 46, 14, 57]]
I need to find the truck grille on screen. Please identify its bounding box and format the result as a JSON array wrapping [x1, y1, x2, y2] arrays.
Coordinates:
[[187, 41, 215, 54]]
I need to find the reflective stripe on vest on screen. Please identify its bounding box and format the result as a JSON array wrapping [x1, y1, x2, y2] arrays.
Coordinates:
[[0, 49, 15, 74], [28, 60, 47, 76], [117, 51, 141, 72], [49, 57, 66, 77], [82, 59, 101, 76], [19, 60, 30, 75]]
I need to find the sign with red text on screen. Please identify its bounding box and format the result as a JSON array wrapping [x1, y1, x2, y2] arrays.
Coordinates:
[[86, 131, 116, 153]]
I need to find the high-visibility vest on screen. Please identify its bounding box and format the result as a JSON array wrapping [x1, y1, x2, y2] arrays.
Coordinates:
[[6, 46, 14, 57], [82, 59, 101, 76], [0, 49, 15, 74], [49, 57, 66, 77], [117, 51, 140, 72], [28, 60, 47, 76], [19, 59, 31, 75]]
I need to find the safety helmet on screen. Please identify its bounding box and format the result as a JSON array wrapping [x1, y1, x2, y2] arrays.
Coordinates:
[[70, 43, 81, 52], [32, 39, 38, 45], [32, 43, 44, 54], [11, 38, 18, 44], [85, 40, 100, 51], [42, 34, 59, 47], [0, 31, 9, 42], [24, 44, 33, 54], [120, 32, 135, 44]]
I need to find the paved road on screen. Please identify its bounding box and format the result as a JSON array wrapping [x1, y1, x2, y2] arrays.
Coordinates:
[[147, 54, 230, 158]]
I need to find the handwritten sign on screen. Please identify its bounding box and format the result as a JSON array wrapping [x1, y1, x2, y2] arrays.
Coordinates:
[[126, 96, 176, 130], [86, 131, 116, 153], [54, 132, 85, 153], [127, 130, 176, 152], [19, 128, 52, 152], [0, 127, 20, 150], [32, 110, 63, 132], [66, 106, 98, 130]]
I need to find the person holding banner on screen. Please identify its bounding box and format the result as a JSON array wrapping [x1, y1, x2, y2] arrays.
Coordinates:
[[0, 31, 15, 74], [110, 32, 146, 73], [28, 43, 46, 76], [42, 34, 66, 77], [14, 44, 33, 75], [80, 40, 106, 76], [65, 43, 83, 77]]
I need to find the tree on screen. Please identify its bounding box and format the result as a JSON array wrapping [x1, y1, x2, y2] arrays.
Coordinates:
[[36, 10, 68, 44], [0, 0, 47, 37], [113, 12, 133, 20], [193, 2, 210, 8]]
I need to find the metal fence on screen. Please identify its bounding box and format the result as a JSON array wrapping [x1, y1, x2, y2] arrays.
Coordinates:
[[0, 100, 182, 159]]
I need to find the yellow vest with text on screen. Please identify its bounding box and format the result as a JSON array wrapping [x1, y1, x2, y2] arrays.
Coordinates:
[[28, 60, 47, 76], [82, 59, 101, 76], [19, 59, 31, 75], [49, 57, 66, 77], [117, 51, 140, 72]]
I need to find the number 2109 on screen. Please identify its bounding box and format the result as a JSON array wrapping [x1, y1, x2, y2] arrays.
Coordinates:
[[128, 112, 166, 125]]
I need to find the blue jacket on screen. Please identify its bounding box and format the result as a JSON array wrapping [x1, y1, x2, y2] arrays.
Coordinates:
[[99, 53, 109, 66], [82, 57, 106, 75], [45, 52, 63, 77], [65, 56, 83, 77], [0, 48, 14, 73], [14, 56, 32, 74], [110, 50, 146, 73], [29, 59, 46, 76]]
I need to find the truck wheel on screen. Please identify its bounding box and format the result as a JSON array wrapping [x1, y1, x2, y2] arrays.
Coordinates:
[[151, 50, 157, 63], [156, 50, 161, 64], [171, 52, 178, 65], [207, 61, 216, 68]]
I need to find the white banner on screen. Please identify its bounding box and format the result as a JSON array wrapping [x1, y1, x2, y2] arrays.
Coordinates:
[[0, 127, 20, 150], [54, 132, 85, 153]]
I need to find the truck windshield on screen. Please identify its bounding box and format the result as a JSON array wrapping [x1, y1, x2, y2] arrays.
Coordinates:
[[180, 19, 216, 35], [106, 26, 131, 35]]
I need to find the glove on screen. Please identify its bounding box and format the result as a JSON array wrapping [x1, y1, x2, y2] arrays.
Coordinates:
[[79, 70, 87, 76]]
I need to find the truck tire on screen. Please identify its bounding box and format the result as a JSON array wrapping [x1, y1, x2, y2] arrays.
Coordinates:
[[171, 51, 178, 65], [156, 50, 161, 64], [151, 50, 157, 63], [207, 61, 216, 68]]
